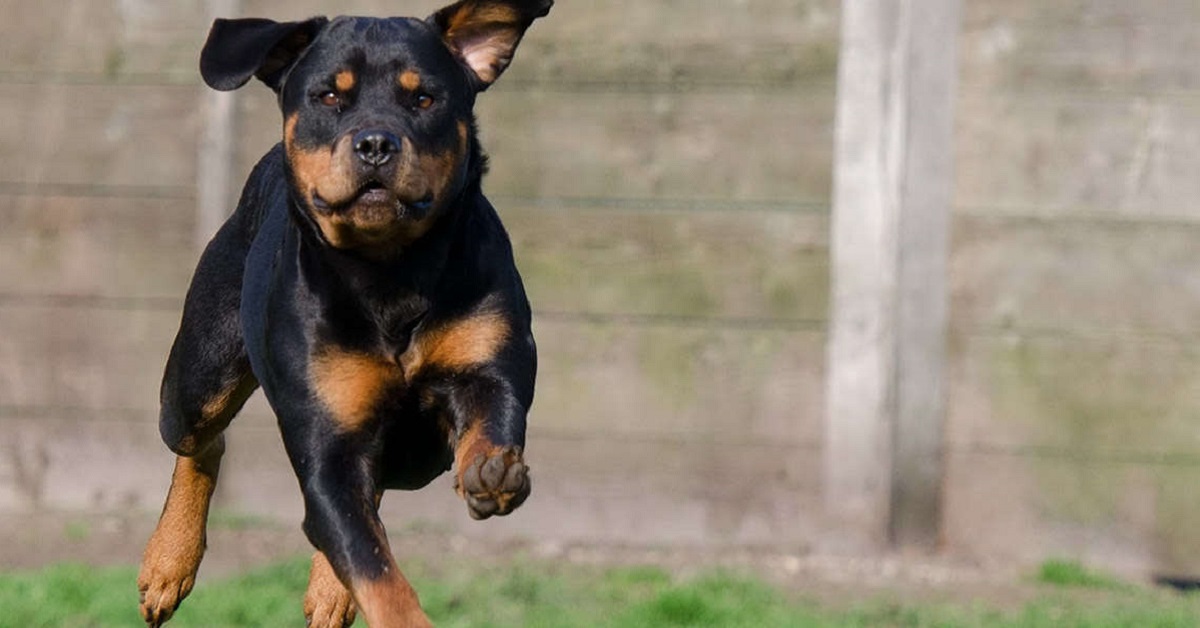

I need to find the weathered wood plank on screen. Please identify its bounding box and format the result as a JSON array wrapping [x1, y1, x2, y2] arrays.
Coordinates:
[[10, 0, 1200, 100], [0, 413, 820, 547], [951, 217, 1200, 335], [0, 0, 839, 89], [240, 0, 837, 41], [955, 97, 1200, 217], [235, 88, 835, 203], [0, 0, 206, 77], [0, 307, 825, 447], [942, 448, 1200, 575], [0, 199, 828, 322], [0, 196, 196, 299], [947, 331, 1200, 456], [508, 208, 828, 323], [0, 305, 178, 410], [0, 85, 199, 189]]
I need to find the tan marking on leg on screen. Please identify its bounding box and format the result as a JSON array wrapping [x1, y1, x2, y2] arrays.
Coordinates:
[[398, 70, 421, 91], [334, 70, 356, 93], [304, 551, 357, 628], [402, 308, 509, 378], [453, 422, 496, 494], [199, 369, 257, 424], [138, 439, 224, 625], [351, 571, 431, 628], [453, 424, 530, 518], [309, 349, 404, 432]]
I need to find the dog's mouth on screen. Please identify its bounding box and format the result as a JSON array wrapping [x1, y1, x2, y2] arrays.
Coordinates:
[[312, 179, 434, 216]]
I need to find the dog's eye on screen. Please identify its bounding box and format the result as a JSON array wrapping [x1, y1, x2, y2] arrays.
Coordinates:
[[415, 94, 434, 110], [318, 91, 342, 109]]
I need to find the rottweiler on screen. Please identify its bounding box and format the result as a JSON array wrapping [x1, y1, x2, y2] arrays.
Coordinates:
[[136, 2, 551, 626]]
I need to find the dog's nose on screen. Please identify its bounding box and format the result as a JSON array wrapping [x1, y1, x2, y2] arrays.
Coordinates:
[[353, 130, 400, 167]]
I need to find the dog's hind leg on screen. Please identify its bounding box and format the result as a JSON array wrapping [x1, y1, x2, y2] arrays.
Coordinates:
[[304, 551, 358, 628], [137, 437, 224, 627], [138, 210, 259, 626]]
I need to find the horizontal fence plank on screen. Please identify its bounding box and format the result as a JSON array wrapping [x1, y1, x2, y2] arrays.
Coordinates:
[[0, 0, 206, 77], [0, 195, 197, 300], [955, 95, 1200, 219], [237, 88, 835, 204], [0, 413, 819, 547], [964, 0, 1200, 27], [0, 1, 839, 91], [962, 1, 1200, 93], [530, 318, 824, 445], [951, 216, 1200, 335], [947, 331, 1200, 457], [0, 305, 178, 410], [19, 196, 1200, 341], [942, 448, 1200, 575], [0, 199, 828, 322], [241, 0, 837, 42], [10, 0, 1200, 100], [507, 207, 829, 323], [0, 307, 825, 447], [0, 84, 199, 189]]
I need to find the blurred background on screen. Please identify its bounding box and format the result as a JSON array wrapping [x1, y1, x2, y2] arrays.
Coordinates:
[[3, 0, 1200, 603]]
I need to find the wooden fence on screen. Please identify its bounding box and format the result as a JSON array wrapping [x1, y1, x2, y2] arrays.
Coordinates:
[[2, 0, 1200, 577]]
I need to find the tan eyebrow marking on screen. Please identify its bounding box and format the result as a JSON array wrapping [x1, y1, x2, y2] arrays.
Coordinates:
[[398, 70, 421, 91]]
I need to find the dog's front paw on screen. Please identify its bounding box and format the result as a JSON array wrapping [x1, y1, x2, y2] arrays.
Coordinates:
[[456, 445, 531, 520]]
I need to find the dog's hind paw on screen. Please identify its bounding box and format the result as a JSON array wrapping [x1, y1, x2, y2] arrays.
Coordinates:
[[137, 551, 199, 627], [304, 552, 357, 628], [456, 445, 531, 520], [304, 591, 357, 628]]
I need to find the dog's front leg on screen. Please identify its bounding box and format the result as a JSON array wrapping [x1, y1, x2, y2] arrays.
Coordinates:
[[436, 375, 534, 521], [401, 300, 536, 521], [282, 423, 430, 628]]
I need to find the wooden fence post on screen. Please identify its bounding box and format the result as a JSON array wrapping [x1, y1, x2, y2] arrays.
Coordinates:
[[824, 0, 961, 553], [196, 0, 241, 251]]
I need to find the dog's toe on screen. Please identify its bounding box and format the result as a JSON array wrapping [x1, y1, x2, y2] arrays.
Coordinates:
[[305, 595, 356, 628], [457, 445, 531, 520], [137, 565, 194, 627], [304, 551, 357, 628]]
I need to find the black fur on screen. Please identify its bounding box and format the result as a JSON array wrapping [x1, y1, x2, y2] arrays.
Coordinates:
[[155, 1, 549, 612]]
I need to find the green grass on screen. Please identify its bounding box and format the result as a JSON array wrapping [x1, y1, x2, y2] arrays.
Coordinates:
[[1, 558, 1199, 627], [1035, 559, 1126, 590]]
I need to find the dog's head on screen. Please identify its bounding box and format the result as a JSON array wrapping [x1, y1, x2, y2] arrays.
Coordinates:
[[199, 0, 552, 257]]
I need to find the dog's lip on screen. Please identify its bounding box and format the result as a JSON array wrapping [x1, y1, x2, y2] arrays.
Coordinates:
[[311, 184, 433, 214]]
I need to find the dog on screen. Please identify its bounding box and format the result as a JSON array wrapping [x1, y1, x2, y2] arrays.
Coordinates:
[[136, 2, 551, 625]]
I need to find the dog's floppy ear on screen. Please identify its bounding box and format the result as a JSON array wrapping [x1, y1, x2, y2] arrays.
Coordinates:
[[200, 17, 328, 92], [429, 0, 552, 90]]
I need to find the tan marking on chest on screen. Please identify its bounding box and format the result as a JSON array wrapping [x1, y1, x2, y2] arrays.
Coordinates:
[[310, 350, 404, 432], [402, 311, 509, 378]]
